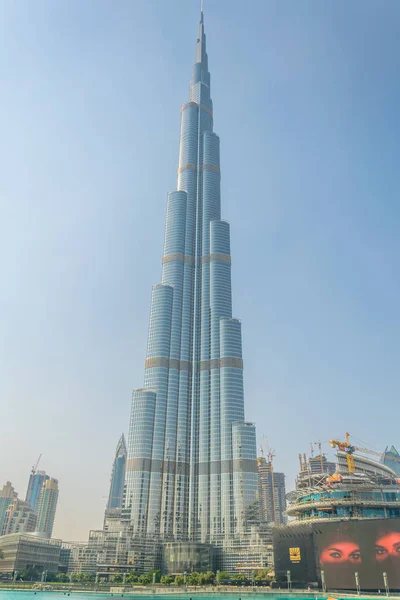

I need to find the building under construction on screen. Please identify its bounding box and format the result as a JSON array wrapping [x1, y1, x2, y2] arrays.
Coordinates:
[[287, 435, 400, 522], [257, 456, 287, 526], [274, 434, 400, 591]]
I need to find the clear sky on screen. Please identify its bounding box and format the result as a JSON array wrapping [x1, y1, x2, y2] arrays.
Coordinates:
[[1, 0, 400, 541]]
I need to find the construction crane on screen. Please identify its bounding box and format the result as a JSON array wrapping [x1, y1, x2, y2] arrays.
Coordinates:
[[330, 432, 356, 473], [330, 433, 400, 474], [31, 454, 42, 476], [352, 444, 400, 466]]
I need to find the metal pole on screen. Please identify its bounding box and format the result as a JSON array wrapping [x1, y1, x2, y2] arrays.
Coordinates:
[[321, 569, 326, 593], [287, 570, 291, 592], [355, 572, 360, 596], [383, 572, 389, 597]]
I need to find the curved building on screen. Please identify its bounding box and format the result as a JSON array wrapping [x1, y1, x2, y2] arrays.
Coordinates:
[[274, 450, 400, 591], [287, 451, 400, 523]]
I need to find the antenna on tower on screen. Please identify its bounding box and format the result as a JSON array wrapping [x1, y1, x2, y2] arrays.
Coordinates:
[[201, 0, 204, 12]]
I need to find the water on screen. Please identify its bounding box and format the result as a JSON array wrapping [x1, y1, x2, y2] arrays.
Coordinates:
[[0, 593, 329, 600]]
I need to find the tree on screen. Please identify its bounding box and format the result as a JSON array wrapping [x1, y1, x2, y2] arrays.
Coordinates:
[[112, 574, 123, 583], [202, 571, 215, 585], [18, 566, 42, 581], [255, 568, 272, 581], [174, 574, 185, 586], [56, 573, 69, 583], [160, 574, 175, 585], [149, 569, 161, 583], [218, 571, 229, 583], [232, 573, 248, 583], [126, 572, 139, 585], [138, 573, 152, 585], [188, 572, 199, 586]]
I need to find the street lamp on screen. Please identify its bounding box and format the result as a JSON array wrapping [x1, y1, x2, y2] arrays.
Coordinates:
[[287, 570, 292, 592], [355, 572, 360, 596], [383, 572, 389, 597], [320, 570, 326, 593]]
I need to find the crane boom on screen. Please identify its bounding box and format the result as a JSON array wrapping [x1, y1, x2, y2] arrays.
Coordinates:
[[31, 454, 42, 475], [329, 432, 356, 473], [330, 433, 400, 473]]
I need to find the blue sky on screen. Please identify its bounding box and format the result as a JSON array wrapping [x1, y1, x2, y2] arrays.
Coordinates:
[[1, 0, 400, 540]]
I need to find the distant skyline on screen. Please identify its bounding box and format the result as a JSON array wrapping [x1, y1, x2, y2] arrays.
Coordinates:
[[2, 0, 400, 541]]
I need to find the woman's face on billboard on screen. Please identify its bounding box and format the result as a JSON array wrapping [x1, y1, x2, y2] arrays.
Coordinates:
[[320, 542, 361, 565], [375, 532, 400, 562]]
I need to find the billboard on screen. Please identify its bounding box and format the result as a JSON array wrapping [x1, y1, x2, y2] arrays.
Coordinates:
[[273, 524, 318, 587], [274, 519, 400, 591], [315, 519, 400, 591]]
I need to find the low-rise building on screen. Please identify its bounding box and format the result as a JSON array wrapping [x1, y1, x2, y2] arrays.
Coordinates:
[[59, 541, 88, 574], [0, 533, 62, 576]]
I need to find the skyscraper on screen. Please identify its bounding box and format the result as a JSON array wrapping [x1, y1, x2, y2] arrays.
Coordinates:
[[0, 482, 18, 534], [1, 498, 37, 536], [107, 434, 127, 510], [124, 10, 262, 571], [257, 457, 287, 526], [36, 478, 59, 538], [382, 445, 400, 476], [26, 470, 49, 513]]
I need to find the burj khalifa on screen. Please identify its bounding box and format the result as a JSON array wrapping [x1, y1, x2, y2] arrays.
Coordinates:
[[124, 9, 260, 568]]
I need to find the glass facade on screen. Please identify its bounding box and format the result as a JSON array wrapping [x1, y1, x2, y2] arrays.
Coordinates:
[[25, 471, 49, 513], [383, 445, 400, 476], [125, 11, 259, 563], [36, 478, 59, 538], [257, 458, 287, 525], [107, 435, 127, 510]]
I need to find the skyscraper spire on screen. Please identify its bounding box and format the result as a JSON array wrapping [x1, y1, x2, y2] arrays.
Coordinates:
[[196, 2, 207, 67], [125, 10, 260, 572]]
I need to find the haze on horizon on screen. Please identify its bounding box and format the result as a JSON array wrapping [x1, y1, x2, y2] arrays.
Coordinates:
[[1, 0, 400, 541]]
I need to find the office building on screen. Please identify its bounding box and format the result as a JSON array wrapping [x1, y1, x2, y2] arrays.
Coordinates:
[[26, 470, 49, 513], [0, 533, 61, 576], [382, 445, 400, 475], [59, 541, 88, 574], [0, 482, 18, 534], [1, 498, 37, 536], [107, 434, 127, 510], [36, 478, 59, 538], [257, 457, 287, 525], [124, 10, 262, 572]]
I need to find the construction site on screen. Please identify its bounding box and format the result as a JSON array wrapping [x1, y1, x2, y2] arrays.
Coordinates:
[[274, 433, 400, 592], [286, 433, 400, 523]]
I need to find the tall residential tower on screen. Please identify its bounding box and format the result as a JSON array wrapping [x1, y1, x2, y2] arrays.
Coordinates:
[[36, 478, 59, 538], [26, 471, 49, 513], [124, 11, 262, 571]]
